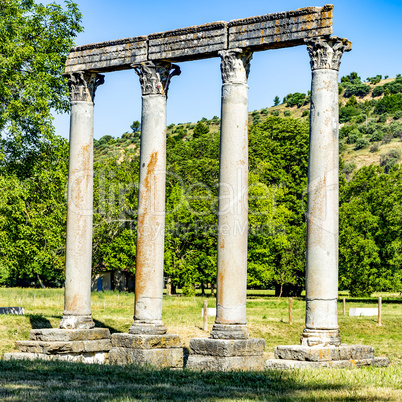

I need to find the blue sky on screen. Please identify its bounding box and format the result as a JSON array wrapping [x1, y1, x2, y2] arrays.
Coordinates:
[[46, 0, 402, 139]]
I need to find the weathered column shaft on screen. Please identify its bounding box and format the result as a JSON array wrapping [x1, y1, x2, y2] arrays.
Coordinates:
[[303, 37, 351, 346], [130, 62, 180, 335], [212, 49, 252, 340], [60, 72, 104, 329], [306, 67, 339, 330]]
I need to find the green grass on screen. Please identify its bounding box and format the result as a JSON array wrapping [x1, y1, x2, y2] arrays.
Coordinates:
[[0, 288, 401, 400], [0, 360, 401, 401]]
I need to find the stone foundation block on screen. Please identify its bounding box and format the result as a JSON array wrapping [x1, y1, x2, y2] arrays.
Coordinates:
[[108, 347, 183, 368], [4, 352, 108, 364], [274, 345, 375, 362], [16, 339, 111, 354], [186, 355, 265, 371], [186, 337, 265, 371], [265, 356, 390, 369], [29, 328, 110, 342], [189, 338, 265, 357], [111, 333, 181, 349]]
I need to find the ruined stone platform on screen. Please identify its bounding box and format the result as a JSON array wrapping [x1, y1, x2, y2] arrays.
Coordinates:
[[265, 344, 390, 369], [186, 338, 265, 371], [108, 333, 183, 368], [4, 328, 111, 364]]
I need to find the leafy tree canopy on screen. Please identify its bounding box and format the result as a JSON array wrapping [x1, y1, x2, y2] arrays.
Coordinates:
[[0, 0, 83, 173]]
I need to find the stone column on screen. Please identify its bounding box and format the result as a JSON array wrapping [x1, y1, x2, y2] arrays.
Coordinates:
[[60, 71, 104, 329], [302, 36, 351, 346], [129, 61, 180, 335], [210, 49, 252, 340]]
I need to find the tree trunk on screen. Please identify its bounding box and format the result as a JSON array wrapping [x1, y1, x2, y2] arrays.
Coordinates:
[[37, 274, 45, 289], [274, 283, 303, 297]]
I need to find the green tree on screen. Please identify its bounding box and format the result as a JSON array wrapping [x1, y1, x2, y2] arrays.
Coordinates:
[[341, 72, 361, 85], [339, 165, 402, 296], [92, 154, 140, 275], [0, 0, 83, 174], [130, 120, 141, 133], [248, 116, 309, 296], [273, 96, 280, 106], [0, 137, 69, 287], [192, 121, 210, 138]]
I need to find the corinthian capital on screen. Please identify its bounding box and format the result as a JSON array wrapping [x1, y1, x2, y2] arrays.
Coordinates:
[[305, 36, 352, 71], [64, 72, 104, 103], [132, 61, 181, 96], [218, 49, 253, 84]]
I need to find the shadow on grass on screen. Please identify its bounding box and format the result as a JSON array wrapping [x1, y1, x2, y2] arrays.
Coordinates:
[[345, 298, 402, 304], [27, 316, 120, 334], [0, 359, 370, 401], [93, 318, 120, 334], [29, 315, 53, 329]]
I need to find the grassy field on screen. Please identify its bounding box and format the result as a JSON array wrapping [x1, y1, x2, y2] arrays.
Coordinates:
[[0, 288, 401, 400]]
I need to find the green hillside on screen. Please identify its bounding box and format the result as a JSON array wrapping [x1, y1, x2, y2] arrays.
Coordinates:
[[94, 72, 402, 174]]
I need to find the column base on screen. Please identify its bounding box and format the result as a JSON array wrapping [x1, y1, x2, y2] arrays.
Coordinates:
[[265, 344, 389, 369], [186, 338, 265, 371], [59, 314, 95, 330], [108, 333, 183, 368], [301, 328, 341, 347], [4, 328, 111, 364], [210, 324, 248, 340], [129, 321, 167, 335]]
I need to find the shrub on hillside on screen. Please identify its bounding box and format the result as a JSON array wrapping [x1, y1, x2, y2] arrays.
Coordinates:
[[354, 137, 369, 150], [374, 93, 402, 114], [192, 122, 209, 138], [355, 114, 366, 124], [382, 134, 393, 144], [357, 124, 369, 134], [378, 114, 387, 123], [370, 142, 379, 152], [394, 110, 402, 120], [380, 149, 400, 173], [343, 84, 371, 98], [370, 130, 384, 142], [341, 72, 361, 84], [366, 75, 382, 84], [283, 110, 291, 117], [385, 81, 402, 94], [339, 106, 360, 123], [346, 129, 361, 144], [340, 124, 358, 139], [97, 135, 115, 146], [372, 86, 384, 97], [284, 92, 307, 108], [271, 110, 279, 116], [389, 121, 402, 139], [343, 162, 356, 174]]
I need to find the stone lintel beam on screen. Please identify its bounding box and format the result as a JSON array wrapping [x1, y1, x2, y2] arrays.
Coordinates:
[[65, 5, 333, 73]]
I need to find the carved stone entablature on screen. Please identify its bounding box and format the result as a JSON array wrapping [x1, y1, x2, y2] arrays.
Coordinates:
[[305, 36, 352, 71], [64, 72, 105, 103], [64, 5, 333, 72], [219, 49, 253, 84], [132, 61, 181, 96]]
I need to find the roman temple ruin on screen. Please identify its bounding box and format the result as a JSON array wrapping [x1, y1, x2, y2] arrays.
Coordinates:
[[4, 4, 389, 369]]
